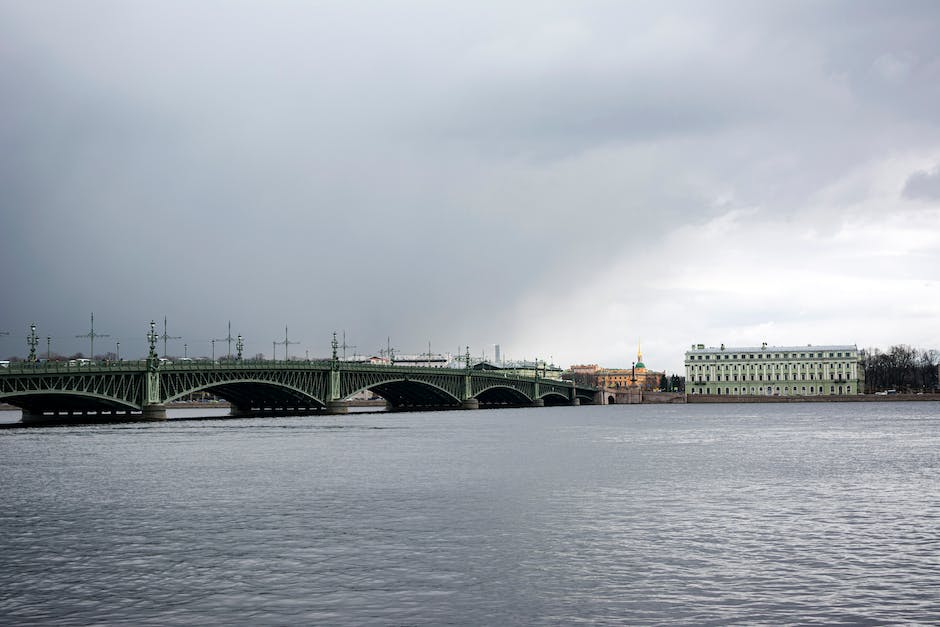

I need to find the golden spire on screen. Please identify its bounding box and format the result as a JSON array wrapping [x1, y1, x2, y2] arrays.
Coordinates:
[[637, 340, 643, 364]]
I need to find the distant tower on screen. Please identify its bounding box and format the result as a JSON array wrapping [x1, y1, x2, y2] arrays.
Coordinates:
[[495, 344, 501, 365], [636, 340, 645, 369]]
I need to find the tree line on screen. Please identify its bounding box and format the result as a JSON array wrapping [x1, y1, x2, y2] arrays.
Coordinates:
[[861, 345, 939, 393]]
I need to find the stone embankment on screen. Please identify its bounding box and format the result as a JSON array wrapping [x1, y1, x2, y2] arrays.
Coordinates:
[[628, 393, 940, 404], [685, 393, 940, 404], [639, 392, 687, 404]]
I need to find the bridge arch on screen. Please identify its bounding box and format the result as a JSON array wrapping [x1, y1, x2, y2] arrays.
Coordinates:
[[473, 384, 533, 406], [539, 391, 571, 406], [575, 392, 595, 405], [164, 379, 326, 411], [347, 378, 461, 410], [0, 390, 140, 414]]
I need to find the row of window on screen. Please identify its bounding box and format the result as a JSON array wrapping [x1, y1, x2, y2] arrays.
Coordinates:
[[707, 372, 851, 382], [688, 351, 856, 361], [689, 363, 854, 372], [695, 372, 852, 382]]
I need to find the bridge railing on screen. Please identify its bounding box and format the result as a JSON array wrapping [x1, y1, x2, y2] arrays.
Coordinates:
[[0, 360, 151, 374]]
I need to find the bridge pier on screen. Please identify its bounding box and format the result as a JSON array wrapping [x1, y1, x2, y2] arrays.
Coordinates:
[[569, 398, 581, 406], [461, 398, 479, 410], [327, 400, 349, 414], [531, 399, 545, 407], [141, 404, 167, 421]]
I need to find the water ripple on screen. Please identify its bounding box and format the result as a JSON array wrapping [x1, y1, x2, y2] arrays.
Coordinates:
[[2, 403, 939, 624]]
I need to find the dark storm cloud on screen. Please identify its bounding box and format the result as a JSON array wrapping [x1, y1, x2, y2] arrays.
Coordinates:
[[1, 1, 939, 364]]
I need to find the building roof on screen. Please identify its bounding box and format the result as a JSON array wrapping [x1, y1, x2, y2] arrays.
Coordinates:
[[471, 361, 502, 370], [686, 344, 858, 354]]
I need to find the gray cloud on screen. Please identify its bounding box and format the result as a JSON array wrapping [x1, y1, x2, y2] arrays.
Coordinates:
[[903, 166, 940, 201], [1, 1, 939, 365]]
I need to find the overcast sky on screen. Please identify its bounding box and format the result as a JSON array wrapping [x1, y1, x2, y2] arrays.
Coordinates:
[[2, 1, 939, 373]]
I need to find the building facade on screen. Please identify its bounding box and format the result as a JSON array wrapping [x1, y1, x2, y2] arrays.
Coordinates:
[[594, 345, 663, 391], [685, 343, 864, 396], [567, 364, 600, 386]]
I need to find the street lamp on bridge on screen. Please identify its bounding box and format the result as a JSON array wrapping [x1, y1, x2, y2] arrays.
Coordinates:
[[147, 321, 158, 363], [27, 323, 38, 362]]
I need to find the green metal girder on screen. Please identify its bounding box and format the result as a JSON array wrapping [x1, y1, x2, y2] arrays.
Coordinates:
[[160, 368, 330, 405], [0, 370, 142, 410], [340, 370, 464, 404], [0, 360, 594, 413]]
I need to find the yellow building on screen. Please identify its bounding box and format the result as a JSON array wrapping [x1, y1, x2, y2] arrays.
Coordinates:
[[596, 344, 663, 391]]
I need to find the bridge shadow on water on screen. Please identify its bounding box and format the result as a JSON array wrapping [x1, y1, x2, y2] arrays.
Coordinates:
[[0, 401, 583, 429]]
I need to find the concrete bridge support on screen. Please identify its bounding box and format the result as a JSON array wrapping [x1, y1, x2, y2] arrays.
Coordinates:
[[327, 400, 349, 414], [141, 404, 167, 421]]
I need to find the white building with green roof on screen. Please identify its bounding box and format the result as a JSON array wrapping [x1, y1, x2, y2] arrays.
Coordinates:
[[685, 343, 864, 396]]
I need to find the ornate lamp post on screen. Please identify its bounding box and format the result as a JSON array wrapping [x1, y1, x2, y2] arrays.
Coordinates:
[[27, 323, 38, 362], [236, 335, 244, 361], [147, 320, 158, 369]]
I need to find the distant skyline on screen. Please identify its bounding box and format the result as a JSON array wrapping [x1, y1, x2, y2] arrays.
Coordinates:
[[2, 1, 939, 374]]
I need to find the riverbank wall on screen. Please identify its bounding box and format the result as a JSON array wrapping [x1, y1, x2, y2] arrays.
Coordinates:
[[685, 393, 940, 404]]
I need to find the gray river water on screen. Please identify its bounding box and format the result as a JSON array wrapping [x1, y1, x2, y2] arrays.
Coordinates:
[[1, 402, 939, 625]]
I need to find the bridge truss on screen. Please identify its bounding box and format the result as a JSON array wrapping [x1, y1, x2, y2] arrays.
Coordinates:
[[0, 360, 596, 422]]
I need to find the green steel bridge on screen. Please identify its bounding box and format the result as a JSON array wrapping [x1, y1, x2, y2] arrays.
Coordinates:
[[0, 357, 596, 423]]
